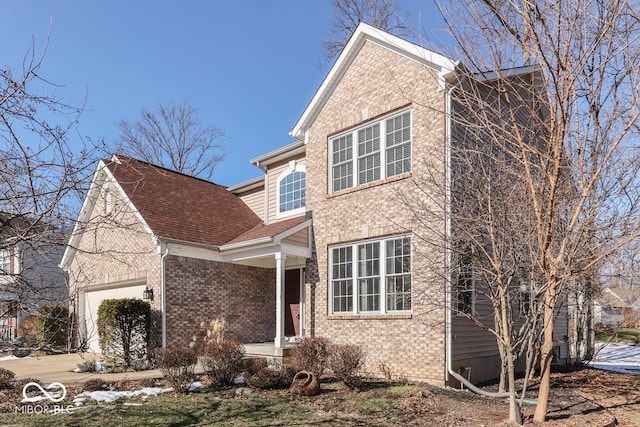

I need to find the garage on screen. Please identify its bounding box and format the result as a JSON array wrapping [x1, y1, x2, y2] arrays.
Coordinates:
[[81, 282, 147, 353]]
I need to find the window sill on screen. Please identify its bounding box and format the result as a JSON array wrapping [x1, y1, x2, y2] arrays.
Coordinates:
[[327, 172, 412, 199], [328, 313, 412, 320]]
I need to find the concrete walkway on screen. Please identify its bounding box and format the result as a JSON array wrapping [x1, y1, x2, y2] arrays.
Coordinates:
[[0, 353, 164, 385]]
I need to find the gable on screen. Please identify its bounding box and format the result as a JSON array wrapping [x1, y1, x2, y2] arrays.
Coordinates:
[[290, 22, 457, 141]]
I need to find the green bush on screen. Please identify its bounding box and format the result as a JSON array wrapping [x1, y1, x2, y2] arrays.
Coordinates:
[[97, 298, 151, 370], [36, 305, 69, 349]]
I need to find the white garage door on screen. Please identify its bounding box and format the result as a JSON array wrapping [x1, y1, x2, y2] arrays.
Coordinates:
[[83, 284, 147, 353]]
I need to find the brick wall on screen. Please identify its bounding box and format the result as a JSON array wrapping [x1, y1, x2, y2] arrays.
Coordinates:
[[164, 256, 276, 347], [67, 173, 163, 345], [304, 41, 449, 383]]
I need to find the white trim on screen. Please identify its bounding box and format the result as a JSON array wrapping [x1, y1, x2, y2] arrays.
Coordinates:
[[250, 141, 306, 167], [329, 234, 412, 315], [275, 163, 306, 219], [290, 22, 456, 140], [329, 109, 412, 193], [60, 159, 158, 268]]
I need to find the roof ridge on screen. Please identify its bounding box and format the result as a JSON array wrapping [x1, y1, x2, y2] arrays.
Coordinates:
[[108, 154, 229, 189]]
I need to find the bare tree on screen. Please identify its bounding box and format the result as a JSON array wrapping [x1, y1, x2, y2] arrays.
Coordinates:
[[324, 0, 411, 61], [434, 0, 640, 422], [1, 36, 97, 346], [401, 69, 548, 425], [113, 101, 225, 181]]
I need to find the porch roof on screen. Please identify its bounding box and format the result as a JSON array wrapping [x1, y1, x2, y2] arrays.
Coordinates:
[[223, 215, 308, 247]]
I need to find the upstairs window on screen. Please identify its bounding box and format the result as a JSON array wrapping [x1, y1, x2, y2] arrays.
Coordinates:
[[0, 249, 15, 275], [277, 162, 306, 218], [0, 249, 10, 274], [330, 110, 411, 193]]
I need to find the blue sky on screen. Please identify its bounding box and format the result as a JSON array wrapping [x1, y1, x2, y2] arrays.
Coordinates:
[[2, 1, 447, 186]]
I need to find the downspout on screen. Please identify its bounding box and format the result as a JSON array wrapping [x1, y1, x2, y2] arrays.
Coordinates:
[[161, 243, 170, 348], [444, 71, 509, 398]]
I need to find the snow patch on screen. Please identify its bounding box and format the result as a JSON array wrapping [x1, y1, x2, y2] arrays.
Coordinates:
[[0, 355, 28, 361], [587, 342, 640, 375], [73, 387, 174, 406]]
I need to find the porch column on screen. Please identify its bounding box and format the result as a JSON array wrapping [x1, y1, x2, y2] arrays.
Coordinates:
[[274, 252, 286, 348]]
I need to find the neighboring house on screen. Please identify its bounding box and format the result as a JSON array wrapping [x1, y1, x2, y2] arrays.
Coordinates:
[[0, 213, 68, 341], [61, 23, 568, 385], [595, 287, 640, 327]]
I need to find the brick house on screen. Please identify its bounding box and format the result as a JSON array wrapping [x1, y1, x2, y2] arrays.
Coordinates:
[[61, 23, 568, 385]]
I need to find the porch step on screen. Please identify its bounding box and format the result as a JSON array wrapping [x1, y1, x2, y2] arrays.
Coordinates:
[[244, 342, 294, 357]]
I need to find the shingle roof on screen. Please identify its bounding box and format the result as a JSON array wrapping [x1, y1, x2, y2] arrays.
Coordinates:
[[105, 155, 262, 247], [224, 215, 308, 246]]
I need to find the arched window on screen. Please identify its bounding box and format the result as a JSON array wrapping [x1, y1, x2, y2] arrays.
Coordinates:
[[278, 169, 306, 216]]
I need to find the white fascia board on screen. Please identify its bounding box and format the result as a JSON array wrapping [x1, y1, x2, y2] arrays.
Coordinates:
[[227, 176, 265, 194], [250, 141, 306, 168], [221, 243, 280, 263], [473, 64, 540, 82], [60, 160, 107, 268], [103, 163, 158, 248], [218, 237, 274, 252], [164, 241, 225, 263], [289, 22, 457, 140], [272, 218, 312, 244], [60, 159, 159, 268]]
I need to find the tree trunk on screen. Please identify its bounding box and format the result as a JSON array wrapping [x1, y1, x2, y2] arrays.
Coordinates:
[[508, 354, 523, 425], [533, 289, 556, 423]]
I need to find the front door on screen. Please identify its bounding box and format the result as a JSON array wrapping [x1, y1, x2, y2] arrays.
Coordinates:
[[284, 269, 301, 337]]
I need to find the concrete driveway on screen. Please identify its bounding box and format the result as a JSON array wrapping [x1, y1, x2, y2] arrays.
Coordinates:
[[0, 353, 164, 385]]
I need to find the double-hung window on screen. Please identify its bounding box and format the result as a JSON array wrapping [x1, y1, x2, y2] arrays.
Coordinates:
[[330, 236, 411, 314], [330, 110, 411, 193]]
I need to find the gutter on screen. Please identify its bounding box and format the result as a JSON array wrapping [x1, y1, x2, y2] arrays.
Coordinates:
[[443, 70, 509, 398], [160, 243, 170, 348]]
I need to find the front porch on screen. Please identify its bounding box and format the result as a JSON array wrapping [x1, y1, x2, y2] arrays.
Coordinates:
[[162, 215, 312, 351], [244, 342, 297, 357]]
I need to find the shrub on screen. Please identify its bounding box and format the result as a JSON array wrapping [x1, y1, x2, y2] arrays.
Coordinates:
[[245, 366, 296, 390], [76, 359, 98, 373], [97, 298, 151, 370], [243, 357, 268, 375], [291, 337, 330, 377], [327, 343, 365, 389], [155, 346, 198, 393], [17, 315, 37, 338], [13, 377, 41, 391], [0, 368, 15, 390], [82, 378, 107, 392], [36, 305, 69, 349], [200, 341, 245, 387]]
